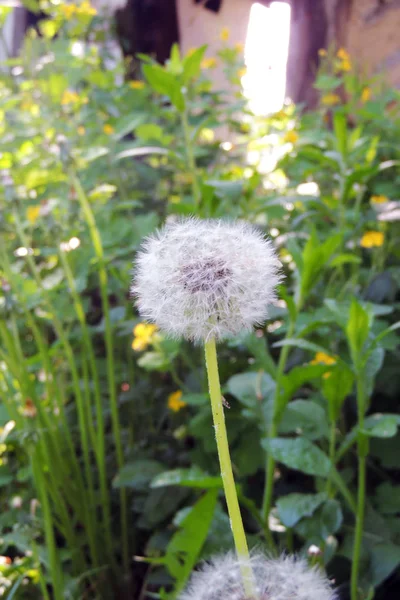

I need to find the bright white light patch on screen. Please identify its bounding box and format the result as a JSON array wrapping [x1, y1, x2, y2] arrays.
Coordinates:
[[14, 247, 33, 257], [297, 182, 320, 196], [244, 2, 291, 115]]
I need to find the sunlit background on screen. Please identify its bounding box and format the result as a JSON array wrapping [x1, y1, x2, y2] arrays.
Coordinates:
[[243, 2, 291, 115]]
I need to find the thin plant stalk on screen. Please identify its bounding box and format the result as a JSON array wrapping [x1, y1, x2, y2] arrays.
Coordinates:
[[181, 104, 201, 207], [350, 378, 367, 600], [204, 338, 257, 599], [261, 317, 295, 546], [11, 216, 100, 569], [326, 423, 337, 498], [58, 247, 114, 564], [70, 171, 129, 570]]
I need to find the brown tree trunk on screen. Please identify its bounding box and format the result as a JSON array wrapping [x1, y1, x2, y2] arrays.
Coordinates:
[[285, 0, 352, 108]]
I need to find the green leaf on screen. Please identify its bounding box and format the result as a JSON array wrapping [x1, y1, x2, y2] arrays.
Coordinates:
[[333, 111, 347, 157], [330, 253, 361, 267], [165, 490, 218, 594], [135, 123, 165, 142], [142, 64, 185, 111], [363, 346, 384, 397], [273, 338, 329, 355], [226, 372, 275, 408], [299, 231, 342, 303], [280, 400, 329, 441], [137, 351, 170, 372], [182, 46, 207, 83], [181, 393, 208, 406], [113, 113, 147, 140], [375, 482, 400, 514], [295, 499, 343, 541], [346, 299, 372, 365], [262, 437, 331, 477], [151, 467, 222, 489], [369, 542, 400, 587], [314, 74, 342, 90], [276, 492, 327, 527], [322, 364, 354, 422], [0, 467, 13, 487], [280, 364, 330, 406], [112, 459, 164, 490], [363, 413, 400, 438]]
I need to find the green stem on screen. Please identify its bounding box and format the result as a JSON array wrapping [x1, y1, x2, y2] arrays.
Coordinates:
[[204, 339, 257, 599], [58, 248, 114, 564], [181, 106, 201, 207], [71, 172, 129, 570], [261, 318, 296, 544], [326, 423, 337, 497], [351, 378, 368, 600], [13, 216, 99, 568]]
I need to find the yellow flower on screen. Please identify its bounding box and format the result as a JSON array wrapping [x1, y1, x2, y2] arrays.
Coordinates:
[[61, 90, 79, 105], [370, 194, 388, 204], [237, 67, 247, 78], [60, 4, 76, 19], [336, 49, 352, 72], [283, 130, 298, 144], [199, 128, 215, 143], [337, 48, 350, 61], [235, 42, 245, 53], [168, 390, 186, 413], [361, 87, 371, 103], [360, 231, 384, 248], [201, 57, 217, 69], [76, 1, 97, 16], [132, 323, 158, 351], [311, 352, 337, 366], [220, 27, 230, 41], [339, 57, 352, 72], [129, 80, 145, 89], [321, 93, 341, 106], [77, 126, 85, 136], [103, 124, 114, 135], [26, 206, 40, 224], [318, 48, 327, 57]]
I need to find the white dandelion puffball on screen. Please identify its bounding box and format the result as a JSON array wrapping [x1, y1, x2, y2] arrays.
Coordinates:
[[179, 553, 337, 600], [132, 218, 282, 342]]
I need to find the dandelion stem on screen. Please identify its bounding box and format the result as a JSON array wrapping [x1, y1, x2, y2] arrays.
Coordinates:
[[204, 338, 257, 599]]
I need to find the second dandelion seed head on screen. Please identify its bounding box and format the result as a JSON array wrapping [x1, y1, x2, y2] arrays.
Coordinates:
[[179, 553, 336, 600]]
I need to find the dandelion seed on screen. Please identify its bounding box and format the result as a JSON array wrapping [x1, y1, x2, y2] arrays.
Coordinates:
[[132, 218, 281, 343], [179, 553, 336, 600]]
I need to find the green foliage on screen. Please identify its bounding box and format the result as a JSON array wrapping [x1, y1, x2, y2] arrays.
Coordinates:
[[0, 6, 400, 600]]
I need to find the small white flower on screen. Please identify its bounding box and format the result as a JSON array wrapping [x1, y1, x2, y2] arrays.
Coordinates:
[[179, 553, 336, 600], [132, 218, 281, 342]]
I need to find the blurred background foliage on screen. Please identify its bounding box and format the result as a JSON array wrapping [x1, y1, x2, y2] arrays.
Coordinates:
[[0, 2, 400, 599]]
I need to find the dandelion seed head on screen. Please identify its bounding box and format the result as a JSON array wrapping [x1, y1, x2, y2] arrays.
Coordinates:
[[132, 218, 282, 342], [179, 553, 337, 600]]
